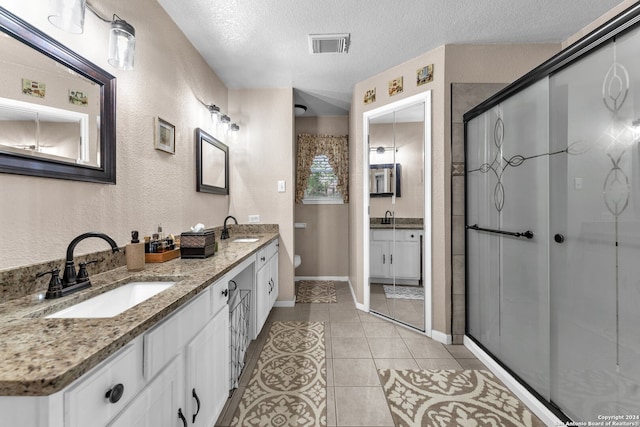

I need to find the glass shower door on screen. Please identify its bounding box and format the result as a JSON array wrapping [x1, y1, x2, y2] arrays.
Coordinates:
[[549, 31, 640, 420]]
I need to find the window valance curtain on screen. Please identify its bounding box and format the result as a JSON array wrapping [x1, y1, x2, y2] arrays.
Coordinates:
[[295, 133, 349, 203]]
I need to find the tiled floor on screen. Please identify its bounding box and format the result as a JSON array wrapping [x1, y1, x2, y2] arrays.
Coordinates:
[[369, 282, 425, 330], [215, 281, 486, 426]]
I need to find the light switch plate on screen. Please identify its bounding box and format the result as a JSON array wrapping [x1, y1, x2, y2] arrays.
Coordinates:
[[277, 180, 286, 192], [248, 214, 260, 223]]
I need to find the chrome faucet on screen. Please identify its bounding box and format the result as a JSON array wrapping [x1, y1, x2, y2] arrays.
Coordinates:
[[220, 216, 238, 240], [383, 210, 393, 224], [62, 232, 119, 289]]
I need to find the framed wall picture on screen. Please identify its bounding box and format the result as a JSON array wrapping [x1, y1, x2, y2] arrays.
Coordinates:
[[388, 77, 403, 96], [155, 117, 175, 154], [417, 64, 434, 86], [364, 88, 376, 104]]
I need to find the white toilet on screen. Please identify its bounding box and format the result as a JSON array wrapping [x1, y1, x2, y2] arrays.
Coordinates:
[[294, 254, 301, 268]]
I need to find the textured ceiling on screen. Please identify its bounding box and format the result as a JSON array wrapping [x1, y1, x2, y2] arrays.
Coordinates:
[[157, 0, 625, 116]]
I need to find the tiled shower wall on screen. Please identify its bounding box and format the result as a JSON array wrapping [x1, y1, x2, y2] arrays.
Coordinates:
[[450, 83, 507, 344]]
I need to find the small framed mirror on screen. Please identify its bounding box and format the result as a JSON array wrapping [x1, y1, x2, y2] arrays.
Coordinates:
[[369, 163, 401, 197], [196, 128, 228, 195]]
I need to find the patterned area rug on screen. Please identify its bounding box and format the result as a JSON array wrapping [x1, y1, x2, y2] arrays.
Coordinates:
[[383, 285, 424, 300], [378, 369, 544, 427], [232, 321, 326, 426], [296, 280, 337, 303]]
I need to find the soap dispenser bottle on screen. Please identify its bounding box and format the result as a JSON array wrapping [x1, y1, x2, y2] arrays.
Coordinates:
[[126, 231, 145, 271]]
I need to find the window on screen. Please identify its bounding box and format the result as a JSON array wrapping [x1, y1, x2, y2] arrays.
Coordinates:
[[303, 154, 343, 204]]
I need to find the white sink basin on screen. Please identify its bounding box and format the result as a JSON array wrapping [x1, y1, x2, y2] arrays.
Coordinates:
[[232, 237, 260, 243], [46, 281, 176, 319]]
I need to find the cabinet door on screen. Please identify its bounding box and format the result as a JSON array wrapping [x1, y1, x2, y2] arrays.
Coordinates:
[[269, 252, 279, 307], [369, 240, 389, 278], [108, 356, 184, 427], [186, 307, 230, 427], [394, 240, 420, 280], [256, 264, 270, 334]]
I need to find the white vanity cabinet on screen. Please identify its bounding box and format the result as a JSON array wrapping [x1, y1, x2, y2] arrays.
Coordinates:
[[370, 229, 421, 283], [255, 240, 279, 336]]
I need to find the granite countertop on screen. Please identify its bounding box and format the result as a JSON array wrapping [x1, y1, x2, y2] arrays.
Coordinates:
[[0, 230, 278, 397], [370, 217, 424, 230]]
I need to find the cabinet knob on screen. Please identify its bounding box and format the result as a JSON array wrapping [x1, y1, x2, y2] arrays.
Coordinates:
[[554, 233, 565, 244], [261, 256, 266, 262], [105, 383, 124, 404], [221, 288, 228, 297]]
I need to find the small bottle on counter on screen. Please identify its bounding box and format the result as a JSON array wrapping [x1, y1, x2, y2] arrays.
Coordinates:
[[126, 230, 145, 271]]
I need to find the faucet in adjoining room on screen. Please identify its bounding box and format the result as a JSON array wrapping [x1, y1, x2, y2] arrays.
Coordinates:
[[62, 232, 119, 290], [383, 210, 394, 224], [220, 215, 238, 240]]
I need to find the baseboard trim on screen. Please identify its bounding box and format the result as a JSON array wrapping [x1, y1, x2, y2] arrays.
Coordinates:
[[273, 300, 295, 308], [431, 330, 452, 345], [463, 336, 563, 426], [294, 276, 349, 282]]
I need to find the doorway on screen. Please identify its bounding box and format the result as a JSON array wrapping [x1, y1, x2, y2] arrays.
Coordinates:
[[363, 91, 432, 334]]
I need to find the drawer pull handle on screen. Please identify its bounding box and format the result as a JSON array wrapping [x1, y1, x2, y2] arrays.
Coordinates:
[[192, 388, 201, 423], [178, 408, 187, 427], [221, 289, 229, 297], [105, 383, 124, 404]]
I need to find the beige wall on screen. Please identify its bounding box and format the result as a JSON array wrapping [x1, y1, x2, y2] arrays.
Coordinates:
[[369, 122, 424, 219], [228, 88, 295, 302], [294, 116, 349, 277], [562, 0, 637, 49], [349, 43, 559, 336]]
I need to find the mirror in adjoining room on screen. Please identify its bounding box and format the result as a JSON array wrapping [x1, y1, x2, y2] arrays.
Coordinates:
[[0, 7, 116, 183], [196, 128, 229, 195], [365, 92, 431, 332]]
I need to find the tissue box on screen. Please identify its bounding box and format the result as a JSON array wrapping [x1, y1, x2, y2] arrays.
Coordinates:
[[180, 228, 216, 258]]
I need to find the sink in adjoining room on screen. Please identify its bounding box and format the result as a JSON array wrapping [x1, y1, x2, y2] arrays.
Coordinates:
[[231, 236, 261, 243], [46, 281, 177, 319]]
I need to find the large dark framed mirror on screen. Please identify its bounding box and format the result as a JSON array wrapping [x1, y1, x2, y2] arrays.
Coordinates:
[[196, 128, 229, 195], [0, 7, 116, 183]]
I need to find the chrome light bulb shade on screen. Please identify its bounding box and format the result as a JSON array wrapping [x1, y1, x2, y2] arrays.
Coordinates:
[[108, 19, 136, 70], [48, 0, 86, 34]]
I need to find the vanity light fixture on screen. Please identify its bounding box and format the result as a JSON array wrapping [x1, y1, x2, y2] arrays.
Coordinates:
[[230, 123, 240, 132], [48, 0, 86, 34], [48, 0, 136, 70], [219, 114, 231, 124], [207, 104, 221, 116]]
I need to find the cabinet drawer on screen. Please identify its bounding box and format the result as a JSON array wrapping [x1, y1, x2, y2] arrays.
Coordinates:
[[210, 278, 229, 315], [401, 230, 421, 241], [64, 341, 143, 427], [371, 229, 393, 241], [256, 247, 268, 269], [266, 239, 278, 259], [143, 288, 210, 380]]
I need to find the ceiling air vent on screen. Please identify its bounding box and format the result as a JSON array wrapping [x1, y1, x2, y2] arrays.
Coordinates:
[[308, 33, 350, 54]]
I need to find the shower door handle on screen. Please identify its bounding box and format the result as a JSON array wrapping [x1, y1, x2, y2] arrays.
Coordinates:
[[554, 234, 565, 244]]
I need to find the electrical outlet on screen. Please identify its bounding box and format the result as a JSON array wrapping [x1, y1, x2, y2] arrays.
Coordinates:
[[248, 214, 260, 223], [277, 180, 286, 193]]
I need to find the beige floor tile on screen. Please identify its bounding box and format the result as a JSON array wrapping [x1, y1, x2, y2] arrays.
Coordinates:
[[326, 358, 334, 386], [327, 386, 337, 426], [296, 310, 331, 322], [334, 386, 394, 426], [330, 322, 365, 337], [326, 339, 333, 359], [403, 338, 453, 359], [362, 322, 400, 338], [446, 344, 476, 359], [394, 324, 427, 338], [297, 303, 331, 312], [358, 311, 388, 323], [333, 358, 380, 386], [458, 358, 488, 369], [374, 358, 420, 370], [268, 307, 299, 321], [415, 358, 463, 370], [367, 337, 413, 358], [330, 309, 361, 323], [332, 336, 372, 358]]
